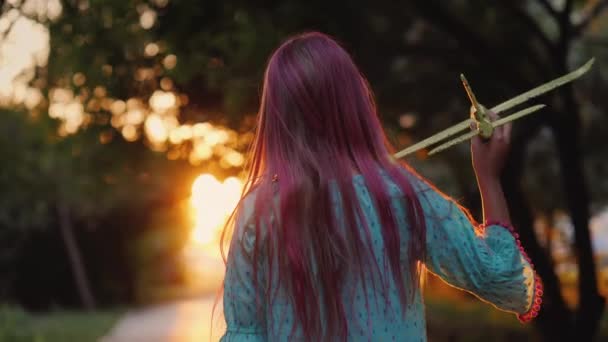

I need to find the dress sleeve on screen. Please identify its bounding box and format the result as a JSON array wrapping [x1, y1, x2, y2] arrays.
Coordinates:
[[411, 176, 543, 322], [221, 196, 268, 341]]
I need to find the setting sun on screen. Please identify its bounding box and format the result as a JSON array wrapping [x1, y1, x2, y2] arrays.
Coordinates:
[[190, 174, 243, 245]]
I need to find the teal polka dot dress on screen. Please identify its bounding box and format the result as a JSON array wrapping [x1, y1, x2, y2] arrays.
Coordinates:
[[221, 169, 537, 341]]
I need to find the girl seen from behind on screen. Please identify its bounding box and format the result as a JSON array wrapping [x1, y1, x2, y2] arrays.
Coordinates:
[[220, 32, 542, 341]]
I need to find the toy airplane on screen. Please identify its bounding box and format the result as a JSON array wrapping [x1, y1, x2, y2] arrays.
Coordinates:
[[393, 58, 595, 158]]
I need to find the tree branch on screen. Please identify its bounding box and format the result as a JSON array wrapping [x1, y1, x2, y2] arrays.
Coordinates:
[[0, 2, 22, 42], [574, 0, 608, 35], [410, 1, 544, 89], [555, 0, 574, 73], [537, 0, 560, 19], [502, 3, 557, 74], [562, 0, 574, 24], [505, 3, 556, 50], [582, 35, 608, 46]]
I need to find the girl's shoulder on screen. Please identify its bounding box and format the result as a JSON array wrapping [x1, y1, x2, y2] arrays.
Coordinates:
[[363, 166, 438, 198]]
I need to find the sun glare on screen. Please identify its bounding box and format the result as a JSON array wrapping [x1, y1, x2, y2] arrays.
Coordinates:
[[190, 174, 243, 246], [0, 7, 51, 107]]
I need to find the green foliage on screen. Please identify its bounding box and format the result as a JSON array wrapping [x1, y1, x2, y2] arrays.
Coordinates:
[[2, 0, 607, 320], [425, 297, 537, 341], [0, 105, 194, 305], [0, 110, 56, 233], [0, 305, 119, 342], [14, 0, 607, 209], [0, 106, 187, 243], [424, 293, 608, 341]]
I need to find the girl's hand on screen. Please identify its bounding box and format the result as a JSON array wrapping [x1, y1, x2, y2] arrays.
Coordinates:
[[470, 107, 512, 184]]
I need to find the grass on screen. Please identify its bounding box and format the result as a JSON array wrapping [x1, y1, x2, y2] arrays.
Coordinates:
[[425, 295, 537, 341], [1, 296, 607, 341], [425, 294, 608, 341], [0, 305, 121, 342]]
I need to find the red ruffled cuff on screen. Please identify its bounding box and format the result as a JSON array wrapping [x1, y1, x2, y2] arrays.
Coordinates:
[[481, 220, 543, 323]]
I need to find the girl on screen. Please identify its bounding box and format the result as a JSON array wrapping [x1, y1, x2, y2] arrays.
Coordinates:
[[220, 32, 542, 341]]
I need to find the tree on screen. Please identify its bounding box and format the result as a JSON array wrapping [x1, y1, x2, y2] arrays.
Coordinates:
[[398, 1, 608, 339], [3, 1, 607, 338]]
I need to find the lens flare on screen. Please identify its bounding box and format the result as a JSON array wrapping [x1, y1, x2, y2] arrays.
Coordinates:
[[190, 174, 243, 245]]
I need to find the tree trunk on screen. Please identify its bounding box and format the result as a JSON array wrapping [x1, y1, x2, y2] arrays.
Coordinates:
[[57, 202, 96, 310], [407, 1, 606, 339], [501, 113, 573, 340], [552, 87, 605, 340]]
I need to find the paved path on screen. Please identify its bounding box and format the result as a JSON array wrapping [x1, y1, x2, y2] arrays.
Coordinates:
[[100, 296, 226, 342]]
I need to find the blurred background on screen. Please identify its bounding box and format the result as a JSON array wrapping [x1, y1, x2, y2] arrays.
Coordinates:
[[0, 0, 607, 341]]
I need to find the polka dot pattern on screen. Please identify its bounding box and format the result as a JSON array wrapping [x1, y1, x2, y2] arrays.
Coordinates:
[[220, 169, 533, 341]]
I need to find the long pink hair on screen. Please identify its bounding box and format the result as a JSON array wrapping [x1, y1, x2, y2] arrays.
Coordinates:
[[222, 32, 427, 341]]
